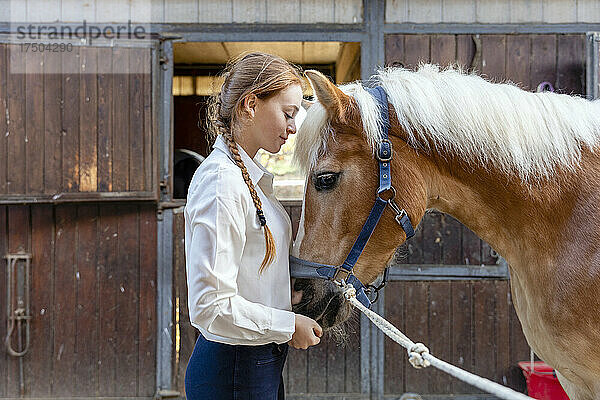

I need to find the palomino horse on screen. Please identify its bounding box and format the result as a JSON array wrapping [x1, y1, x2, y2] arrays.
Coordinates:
[[291, 65, 600, 399]]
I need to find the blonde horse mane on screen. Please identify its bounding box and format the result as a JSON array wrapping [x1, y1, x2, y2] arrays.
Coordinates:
[[295, 64, 600, 182]]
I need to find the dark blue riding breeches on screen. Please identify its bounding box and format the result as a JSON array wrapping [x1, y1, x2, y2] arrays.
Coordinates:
[[184, 333, 288, 400]]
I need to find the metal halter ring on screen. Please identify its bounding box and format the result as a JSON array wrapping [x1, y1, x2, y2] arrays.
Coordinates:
[[377, 185, 396, 202], [333, 267, 352, 285]]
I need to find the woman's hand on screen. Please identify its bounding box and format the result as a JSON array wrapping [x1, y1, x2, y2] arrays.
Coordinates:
[[288, 314, 322, 349]]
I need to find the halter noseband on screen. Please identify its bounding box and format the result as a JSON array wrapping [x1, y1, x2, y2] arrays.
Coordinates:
[[290, 86, 415, 308]]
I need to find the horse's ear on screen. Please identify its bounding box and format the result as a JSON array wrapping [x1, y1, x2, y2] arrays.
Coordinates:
[[304, 70, 349, 121]]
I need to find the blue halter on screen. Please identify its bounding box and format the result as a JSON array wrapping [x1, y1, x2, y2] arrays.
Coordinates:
[[290, 86, 415, 308]]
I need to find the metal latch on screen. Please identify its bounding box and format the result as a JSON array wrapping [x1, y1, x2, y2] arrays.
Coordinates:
[[5, 251, 32, 358], [154, 389, 181, 399], [5, 251, 32, 397]]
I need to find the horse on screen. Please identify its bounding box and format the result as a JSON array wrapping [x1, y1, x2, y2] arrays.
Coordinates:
[[290, 64, 600, 399]]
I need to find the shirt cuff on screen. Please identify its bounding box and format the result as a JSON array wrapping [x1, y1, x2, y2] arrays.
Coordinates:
[[270, 308, 296, 343]]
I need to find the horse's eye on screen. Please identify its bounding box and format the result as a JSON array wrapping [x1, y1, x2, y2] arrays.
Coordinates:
[[314, 172, 340, 191]]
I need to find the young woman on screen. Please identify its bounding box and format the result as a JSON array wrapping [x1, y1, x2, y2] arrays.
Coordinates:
[[184, 52, 322, 400]]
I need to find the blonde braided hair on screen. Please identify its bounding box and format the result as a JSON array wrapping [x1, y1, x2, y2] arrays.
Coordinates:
[[205, 52, 304, 272]]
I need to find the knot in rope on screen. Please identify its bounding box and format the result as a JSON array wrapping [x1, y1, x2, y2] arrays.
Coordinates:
[[338, 280, 534, 400], [342, 284, 356, 300], [408, 343, 431, 369]]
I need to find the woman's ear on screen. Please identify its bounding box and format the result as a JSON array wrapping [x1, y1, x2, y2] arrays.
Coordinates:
[[242, 93, 258, 118]]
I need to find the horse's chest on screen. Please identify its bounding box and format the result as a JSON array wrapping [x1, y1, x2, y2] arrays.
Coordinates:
[[510, 275, 600, 384]]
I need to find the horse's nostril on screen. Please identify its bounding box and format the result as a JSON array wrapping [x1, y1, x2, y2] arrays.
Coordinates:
[[294, 278, 310, 291]]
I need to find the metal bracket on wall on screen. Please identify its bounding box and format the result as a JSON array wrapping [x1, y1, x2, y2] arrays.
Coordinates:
[[158, 34, 182, 69], [4, 251, 32, 397], [153, 389, 181, 399], [4, 252, 32, 357]]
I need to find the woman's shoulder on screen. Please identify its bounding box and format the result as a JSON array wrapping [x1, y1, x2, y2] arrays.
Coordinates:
[[187, 150, 249, 205]]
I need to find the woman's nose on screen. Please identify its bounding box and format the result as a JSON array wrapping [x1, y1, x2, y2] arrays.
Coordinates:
[[287, 123, 296, 135]]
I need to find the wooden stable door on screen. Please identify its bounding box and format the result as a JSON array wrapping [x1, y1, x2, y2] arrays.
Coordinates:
[[0, 38, 162, 399], [0, 39, 158, 204]]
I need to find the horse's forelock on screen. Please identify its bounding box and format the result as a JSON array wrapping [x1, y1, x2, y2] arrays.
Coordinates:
[[294, 82, 385, 173], [293, 102, 329, 173]]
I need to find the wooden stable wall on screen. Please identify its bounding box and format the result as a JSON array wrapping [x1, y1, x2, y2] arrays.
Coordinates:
[[384, 0, 600, 24], [385, 34, 586, 95], [0, 204, 157, 398], [0, 43, 156, 202], [1, 0, 364, 24], [385, 212, 530, 395]]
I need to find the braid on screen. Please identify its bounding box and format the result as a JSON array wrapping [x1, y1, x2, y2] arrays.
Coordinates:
[[204, 52, 304, 272], [222, 124, 277, 272]]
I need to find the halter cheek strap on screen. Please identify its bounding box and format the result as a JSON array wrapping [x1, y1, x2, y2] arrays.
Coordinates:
[[290, 86, 415, 308]]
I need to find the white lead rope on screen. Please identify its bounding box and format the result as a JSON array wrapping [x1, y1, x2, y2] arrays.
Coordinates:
[[341, 285, 534, 400]]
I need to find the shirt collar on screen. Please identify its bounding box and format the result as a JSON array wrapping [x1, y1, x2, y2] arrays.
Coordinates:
[[213, 135, 274, 194]]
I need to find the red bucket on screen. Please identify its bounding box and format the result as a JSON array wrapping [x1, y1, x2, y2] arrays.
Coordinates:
[[518, 361, 570, 400]]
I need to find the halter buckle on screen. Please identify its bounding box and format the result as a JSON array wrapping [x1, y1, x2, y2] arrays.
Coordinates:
[[376, 139, 393, 162], [333, 267, 352, 284]]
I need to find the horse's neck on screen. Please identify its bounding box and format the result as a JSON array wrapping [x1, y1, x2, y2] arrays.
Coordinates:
[[423, 149, 600, 280]]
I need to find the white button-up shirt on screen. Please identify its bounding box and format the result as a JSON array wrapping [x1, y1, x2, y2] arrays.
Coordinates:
[[184, 135, 296, 345]]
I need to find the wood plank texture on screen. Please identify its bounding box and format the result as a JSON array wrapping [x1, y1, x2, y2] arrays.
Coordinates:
[[0, 46, 6, 194], [74, 204, 99, 395], [115, 204, 139, 395], [112, 48, 130, 192], [307, 337, 327, 393], [98, 204, 120, 396], [44, 52, 63, 194], [430, 34, 456, 67], [383, 281, 529, 394], [384, 282, 404, 394], [480, 35, 506, 81], [129, 48, 145, 191], [97, 46, 113, 192], [557, 34, 585, 95], [139, 204, 157, 397], [61, 47, 80, 192], [7, 50, 26, 194], [6, 206, 30, 397], [25, 50, 45, 193], [0, 43, 154, 200], [506, 35, 531, 90], [53, 204, 77, 397], [403, 282, 429, 393], [174, 209, 193, 396], [79, 48, 98, 192], [530, 35, 557, 92], [403, 35, 430, 69], [0, 206, 6, 396], [451, 281, 474, 393], [29, 205, 54, 396]]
